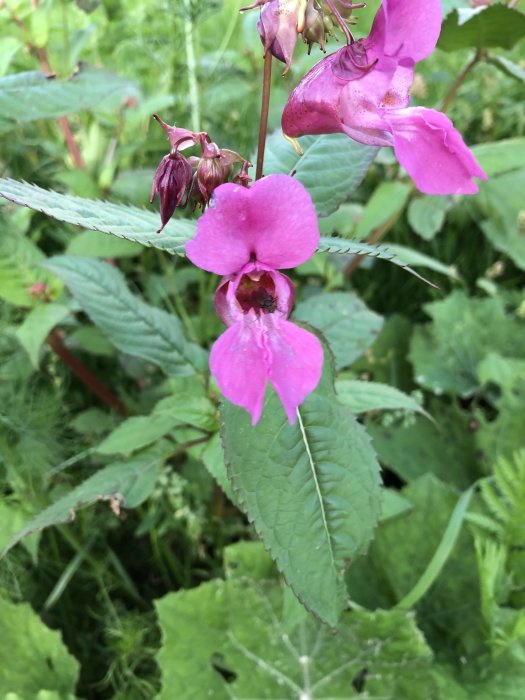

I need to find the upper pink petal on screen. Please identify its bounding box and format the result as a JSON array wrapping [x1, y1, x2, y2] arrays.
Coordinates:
[[267, 320, 323, 424], [185, 174, 319, 275], [210, 320, 268, 424], [384, 107, 487, 195], [367, 0, 442, 64]]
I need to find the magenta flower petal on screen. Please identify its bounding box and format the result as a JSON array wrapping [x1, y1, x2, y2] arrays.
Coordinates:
[[368, 0, 442, 63], [267, 320, 323, 423], [210, 321, 268, 425], [384, 107, 487, 195], [185, 174, 319, 275]]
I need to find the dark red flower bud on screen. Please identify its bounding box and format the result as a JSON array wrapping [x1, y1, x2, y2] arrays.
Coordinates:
[[150, 153, 192, 232]]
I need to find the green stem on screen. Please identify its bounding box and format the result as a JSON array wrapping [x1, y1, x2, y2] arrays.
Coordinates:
[[157, 252, 199, 343], [440, 49, 483, 113], [183, 0, 201, 132]]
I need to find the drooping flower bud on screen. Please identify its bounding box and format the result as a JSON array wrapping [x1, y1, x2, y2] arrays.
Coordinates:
[[150, 153, 193, 232]]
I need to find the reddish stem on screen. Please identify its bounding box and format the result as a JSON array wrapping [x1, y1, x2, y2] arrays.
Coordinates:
[[255, 51, 273, 180], [47, 329, 127, 416]]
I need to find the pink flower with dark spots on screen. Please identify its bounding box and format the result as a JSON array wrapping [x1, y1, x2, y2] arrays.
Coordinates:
[[186, 174, 323, 424], [282, 0, 487, 195]]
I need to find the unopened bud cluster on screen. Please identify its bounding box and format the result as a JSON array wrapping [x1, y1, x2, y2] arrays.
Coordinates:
[[241, 0, 365, 72], [151, 115, 251, 232]]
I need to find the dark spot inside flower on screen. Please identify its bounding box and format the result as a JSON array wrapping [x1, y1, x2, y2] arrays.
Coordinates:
[[236, 273, 277, 314]]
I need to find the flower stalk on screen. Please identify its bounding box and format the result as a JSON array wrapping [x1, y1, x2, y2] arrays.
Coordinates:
[[256, 51, 274, 180]]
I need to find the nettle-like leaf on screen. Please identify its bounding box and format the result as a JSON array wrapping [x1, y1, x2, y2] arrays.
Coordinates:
[[263, 130, 378, 217], [294, 292, 383, 370], [0, 178, 195, 255], [220, 348, 382, 626], [154, 542, 440, 700], [336, 379, 431, 419], [45, 256, 208, 376], [1, 441, 170, 557], [410, 291, 525, 397], [0, 598, 79, 698], [438, 5, 525, 52], [0, 64, 140, 130]]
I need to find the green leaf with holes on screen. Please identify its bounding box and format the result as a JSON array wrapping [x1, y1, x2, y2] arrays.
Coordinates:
[[154, 542, 440, 699], [294, 292, 383, 370], [0, 598, 79, 698], [438, 5, 525, 52], [45, 256, 207, 376], [220, 351, 382, 626], [263, 130, 378, 217]]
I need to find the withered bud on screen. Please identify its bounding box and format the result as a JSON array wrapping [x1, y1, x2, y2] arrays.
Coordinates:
[[150, 153, 193, 232], [303, 0, 326, 53]]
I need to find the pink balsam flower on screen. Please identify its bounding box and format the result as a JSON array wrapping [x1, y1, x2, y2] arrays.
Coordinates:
[[282, 0, 487, 195], [186, 174, 323, 424]]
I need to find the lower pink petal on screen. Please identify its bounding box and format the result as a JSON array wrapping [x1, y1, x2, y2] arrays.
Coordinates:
[[384, 107, 487, 195], [268, 320, 323, 424], [210, 322, 268, 425]]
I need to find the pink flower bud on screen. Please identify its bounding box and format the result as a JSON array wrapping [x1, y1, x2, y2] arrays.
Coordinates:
[[150, 153, 193, 232]]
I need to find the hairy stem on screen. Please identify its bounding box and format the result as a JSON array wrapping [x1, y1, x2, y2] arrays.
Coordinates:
[[47, 329, 127, 416], [256, 51, 273, 180], [183, 0, 201, 132], [440, 49, 483, 113]]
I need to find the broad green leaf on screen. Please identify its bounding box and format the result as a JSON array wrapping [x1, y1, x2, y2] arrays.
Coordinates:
[[347, 475, 482, 655], [0, 598, 79, 698], [408, 195, 452, 240], [384, 243, 461, 280], [0, 178, 196, 256], [16, 303, 70, 368], [438, 5, 525, 52], [66, 230, 142, 258], [317, 236, 438, 286], [153, 392, 219, 432], [0, 65, 140, 130], [263, 130, 378, 217], [95, 414, 178, 455], [45, 256, 207, 376], [488, 54, 525, 84], [381, 489, 414, 521], [354, 181, 411, 239], [336, 379, 430, 419], [471, 138, 525, 176], [0, 226, 47, 306], [294, 292, 383, 370], [155, 548, 440, 699], [0, 37, 22, 76], [410, 292, 525, 396], [68, 325, 116, 356], [1, 442, 170, 556], [221, 353, 382, 626], [476, 169, 525, 271], [366, 400, 478, 488], [201, 433, 236, 502]]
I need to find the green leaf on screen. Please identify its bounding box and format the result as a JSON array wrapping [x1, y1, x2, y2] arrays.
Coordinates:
[[488, 54, 525, 84], [317, 236, 439, 286], [16, 303, 70, 368], [263, 130, 378, 217], [0, 178, 196, 256], [410, 292, 525, 396], [0, 65, 140, 130], [45, 256, 207, 376], [155, 549, 440, 699], [354, 181, 411, 239], [0, 37, 22, 77], [366, 400, 478, 488], [220, 351, 382, 626], [384, 243, 461, 280], [471, 138, 525, 176], [153, 392, 219, 432], [408, 195, 452, 240], [95, 414, 178, 456], [66, 230, 143, 258], [294, 292, 383, 370], [438, 5, 525, 52], [336, 379, 431, 419], [0, 226, 47, 306], [0, 598, 79, 698], [201, 433, 236, 502], [1, 442, 169, 556]]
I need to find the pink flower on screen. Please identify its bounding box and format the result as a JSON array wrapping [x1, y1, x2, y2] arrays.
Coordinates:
[[282, 0, 487, 195], [186, 174, 323, 424]]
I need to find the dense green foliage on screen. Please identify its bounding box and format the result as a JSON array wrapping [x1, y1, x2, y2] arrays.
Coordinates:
[[1, 0, 524, 698]]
